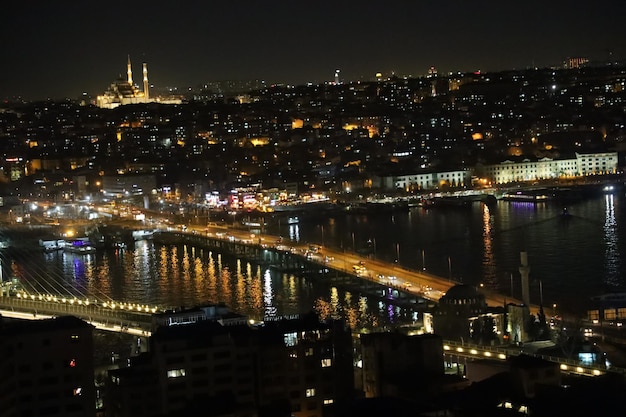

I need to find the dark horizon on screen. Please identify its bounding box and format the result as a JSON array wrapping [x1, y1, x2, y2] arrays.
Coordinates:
[[1, 0, 625, 101]]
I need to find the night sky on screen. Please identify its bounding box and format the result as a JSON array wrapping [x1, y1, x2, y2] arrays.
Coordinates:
[[1, 1, 625, 100]]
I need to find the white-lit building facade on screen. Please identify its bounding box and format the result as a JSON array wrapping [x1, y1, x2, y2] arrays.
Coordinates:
[[482, 152, 618, 185], [383, 151, 618, 191]]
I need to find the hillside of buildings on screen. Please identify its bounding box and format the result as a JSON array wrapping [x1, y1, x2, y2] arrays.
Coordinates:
[[0, 64, 624, 203]]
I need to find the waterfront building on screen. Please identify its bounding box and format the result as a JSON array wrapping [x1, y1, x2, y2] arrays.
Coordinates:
[[101, 174, 157, 198], [0, 315, 95, 417], [384, 169, 471, 191], [587, 292, 626, 325], [382, 151, 618, 192], [106, 312, 354, 417], [482, 151, 618, 185]]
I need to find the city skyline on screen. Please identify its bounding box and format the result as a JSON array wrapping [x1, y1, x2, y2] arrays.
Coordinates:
[[1, 0, 625, 100]]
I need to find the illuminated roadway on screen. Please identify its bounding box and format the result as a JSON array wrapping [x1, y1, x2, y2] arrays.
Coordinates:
[[191, 222, 552, 317]]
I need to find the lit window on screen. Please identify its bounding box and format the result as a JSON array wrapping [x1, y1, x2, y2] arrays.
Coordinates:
[[70, 335, 79, 342], [167, 369, 186, 378], [305, 347, 314, 357], [324, 399, 334, 405], [305, 388, 316, 398], [321, 358, 332, 368], [284, 332, 298, 347]]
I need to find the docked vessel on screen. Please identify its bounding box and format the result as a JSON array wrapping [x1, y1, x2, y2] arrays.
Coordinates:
[[63, 238, 97, 254]]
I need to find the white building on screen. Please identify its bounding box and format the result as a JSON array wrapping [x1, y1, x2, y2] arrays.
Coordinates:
[[388, 169, 470, 191], [483, 152, 618, 185], [381, 151, 618, 191]]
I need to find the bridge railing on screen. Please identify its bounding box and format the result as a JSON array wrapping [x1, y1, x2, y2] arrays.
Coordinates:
[[443, 339, 626, 375], [0, 295, 154, 329]]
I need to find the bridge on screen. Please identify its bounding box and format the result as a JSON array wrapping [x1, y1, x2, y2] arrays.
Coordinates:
[[4, 223, 611, 378], [441, 339, 626, 378], [0, 222, 549, 329], [151, 227, 549, 316], [0, 288, 156, 335]]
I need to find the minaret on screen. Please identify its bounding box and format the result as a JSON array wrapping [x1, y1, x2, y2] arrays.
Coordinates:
[[519, 251, 530, 306], [127, 55, 133, 86], [143, 63, 149, 100]]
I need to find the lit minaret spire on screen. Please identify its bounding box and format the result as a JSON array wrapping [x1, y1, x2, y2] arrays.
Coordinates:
[[127, 55, 133, 86], [143, 63, 149, 99], [519, 251, 531, 306]]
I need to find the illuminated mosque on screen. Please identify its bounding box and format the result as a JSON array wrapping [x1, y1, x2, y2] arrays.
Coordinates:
[[96, 56, 181, 109]]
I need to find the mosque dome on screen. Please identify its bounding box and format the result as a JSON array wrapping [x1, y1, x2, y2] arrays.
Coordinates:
[[439, 284, 485, 306]]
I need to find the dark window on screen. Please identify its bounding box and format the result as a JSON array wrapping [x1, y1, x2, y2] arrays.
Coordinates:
[[214, 363, 232, 372], [165, 356, 184, 365], [39, 376, 59, 385], [191, 353, 207, 361], [17, 364, 31, 372], [214, 351, 231, 359], [215, 376, 232, 384], [40, 406, 60, 416], [191, 366, 208, 375], [192, 379, 209, 388], [66, 404, 83, 412]]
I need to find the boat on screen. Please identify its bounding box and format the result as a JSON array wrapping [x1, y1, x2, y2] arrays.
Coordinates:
[[501, 190, 550, 202], [63, 238, 97, 254], [39, 239, 64, 252], [132, 229, 155, 240]]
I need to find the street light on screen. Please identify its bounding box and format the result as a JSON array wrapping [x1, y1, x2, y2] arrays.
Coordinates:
[[395, 243, 400, 263]]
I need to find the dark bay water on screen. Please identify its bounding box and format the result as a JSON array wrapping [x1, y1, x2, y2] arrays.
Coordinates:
[[4, 191, 626, 327], [270, 192, 626, 315]]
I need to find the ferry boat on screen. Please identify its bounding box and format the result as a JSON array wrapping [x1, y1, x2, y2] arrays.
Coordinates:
[[63, 238, 97, 254], [501, 190, 550, 202], [39, 239, 64, 252], [132, 229, 155, 240]]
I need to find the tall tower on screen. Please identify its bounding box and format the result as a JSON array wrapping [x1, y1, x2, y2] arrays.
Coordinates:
[[143, 62, 149, 99], [334, 69, 340, 85], [519, 251, 531, 306], [127, 55, 133, 86]]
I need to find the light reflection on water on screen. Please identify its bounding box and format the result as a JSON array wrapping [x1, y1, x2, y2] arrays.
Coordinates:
[[6, 193, 626, 319], [12, 240, 417, 330], [604, 194, 621, 287]]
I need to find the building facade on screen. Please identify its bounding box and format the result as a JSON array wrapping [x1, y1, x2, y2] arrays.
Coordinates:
[[360, 332, 444, 399], [0, 315, 95, 417], [482, 152, 618, 185], [106, 312, 353, 417], [382, 151, 618, 191]]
